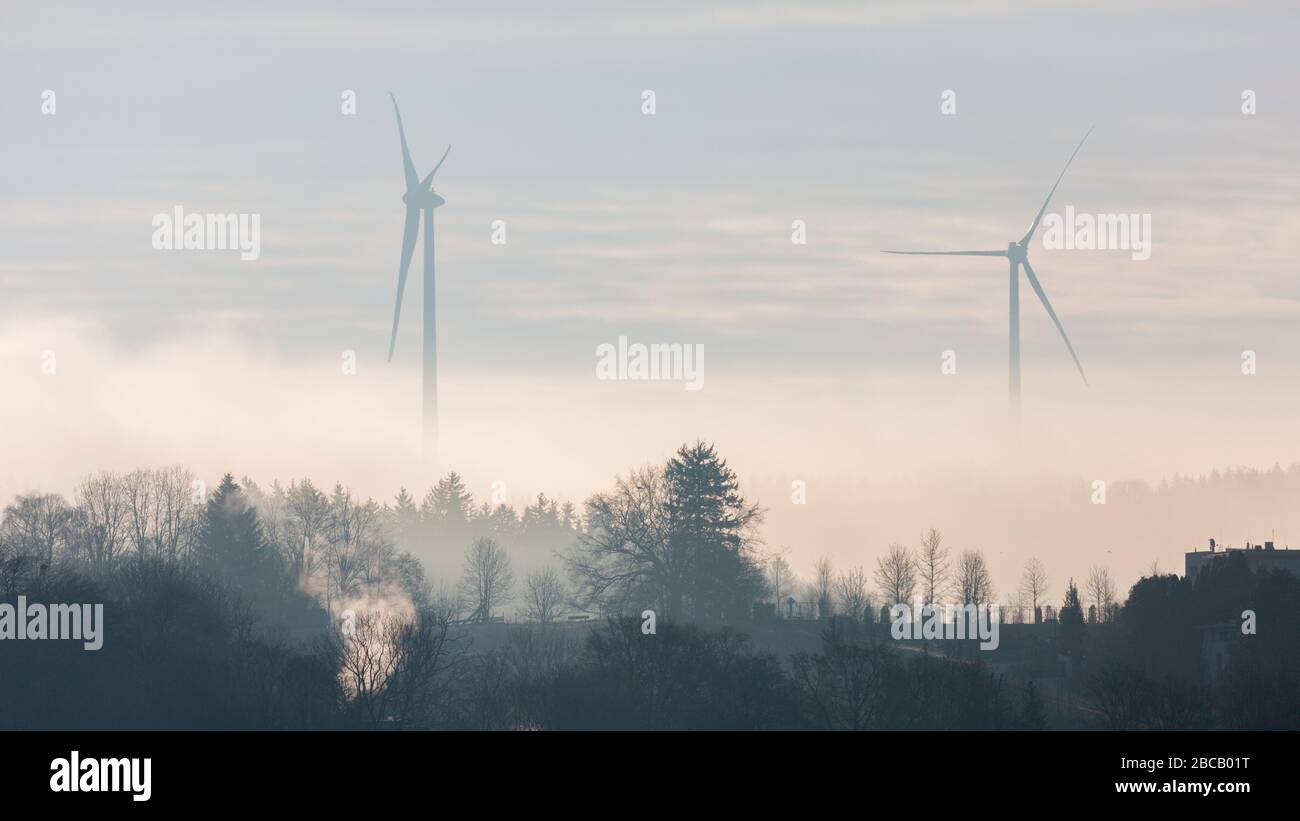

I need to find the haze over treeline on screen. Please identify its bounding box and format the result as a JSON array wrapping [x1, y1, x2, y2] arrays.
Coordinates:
[[7, 320, 1300, 602], [6, 320, 1300, 595], [751, 464, 1300, 601], [5, 447, 1299, 618]]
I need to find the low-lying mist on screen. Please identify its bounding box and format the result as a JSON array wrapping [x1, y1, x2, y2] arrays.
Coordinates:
[[4, 316, 1298, 599]]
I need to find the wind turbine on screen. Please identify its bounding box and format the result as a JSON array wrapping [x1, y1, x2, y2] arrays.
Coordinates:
[[882, 128, 1093, 418], [386, 93, 450, 458]]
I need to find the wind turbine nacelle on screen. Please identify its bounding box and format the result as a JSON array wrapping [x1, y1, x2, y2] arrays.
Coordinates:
[[402, 190, 446, 209]]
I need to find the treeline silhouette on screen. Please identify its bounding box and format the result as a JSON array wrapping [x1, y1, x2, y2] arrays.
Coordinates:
[[1082, 551, 1300, 729], [1, 443, 1296, 729]]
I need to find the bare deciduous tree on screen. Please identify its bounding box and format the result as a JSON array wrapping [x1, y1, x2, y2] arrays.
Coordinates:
[[76, 472, 129, 569], [1019, 558, 1050, 623], [153, 465, 202, 563], [0, 493, 78, 565], [122, 468, 153, 558], [789, 624, 893, 730], [565, 467, 682, 617], [323, 485, 389, 606], [430, 580, 463, 623], [524, 567, 566, 624], [916, 527, 951, 607], [335, 609, 462, 726], [833, 565, 871, 621], [813, 555, 835, 618], [460, 537, 515, 623], [118, 466, 201, 563], [956, 549, 994, 607], [1003, 593, 1024, 624], [767, 549, 796, 618], [874, 543, 916, 605], [1087, 565, 1116, 623], [282, 479, 329, 588]]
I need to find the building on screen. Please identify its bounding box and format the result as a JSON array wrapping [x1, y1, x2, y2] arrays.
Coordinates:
[[1185, 538, 1300, 580]]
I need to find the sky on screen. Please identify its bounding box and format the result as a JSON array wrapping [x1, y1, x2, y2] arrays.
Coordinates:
[[2, 1, 1299, 594]]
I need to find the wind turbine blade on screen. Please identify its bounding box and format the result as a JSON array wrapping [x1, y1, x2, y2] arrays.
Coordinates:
[[420, 145, 451, 189], [390, 93, 419, 191], [1022, 259, 1088, 386], [882, 249, 1007, 257], [1020, 126, 1094, 246], [387, 206, 421, 361]]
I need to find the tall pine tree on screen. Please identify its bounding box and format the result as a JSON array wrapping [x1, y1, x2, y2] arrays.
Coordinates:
[[422, 472, 475, 552], [664, 442, 765, 622], [197, 474, 285, 607], [1059, 578, 1086, 665]]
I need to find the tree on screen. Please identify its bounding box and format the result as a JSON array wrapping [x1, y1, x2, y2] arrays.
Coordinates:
[[121, 468, 155, 559], [0, 493, 78, 565], [426, 472, 474, 526], [460, 537, 515, 623], [119, 466, 200, 563], [1020, 681, 1047, 730], [521, 493, 559, 533], [567, 443, 764, 622], [916, 527, 950, 607], [767, 549, 796, 619], [664, 442, 765, 622], [559, 501, 581, 533], [833, 565, 871, 622], [322, 484, 388, 605], [520, 493, 580, 563], [789, 624, 894, 730], [196, 474, 285, 606], [524, 567, 567, 624], [423, 472, 475, 551], [1003, 592, 1025, 624], [567, 466, 682, 617], [282, 479, 329, 589], [1059, 579, 1085, 662], [1115, 573, 1197, 678], [475, 501, 521, 546], [391, 487, 420, 549], [812, 555, 835, 618], [430, 581, 463, 623], [547, 618, 799, 730], [75, 472, 129, 569], [956, 549, 994, 607], [1087, 565, 1117, 623], [875, 543, 916, 606], [391, 552, 431, 608], [1088, 667, 1212, 730], [1019, 558, 1050, 623], [334, 608, 461, 726]]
